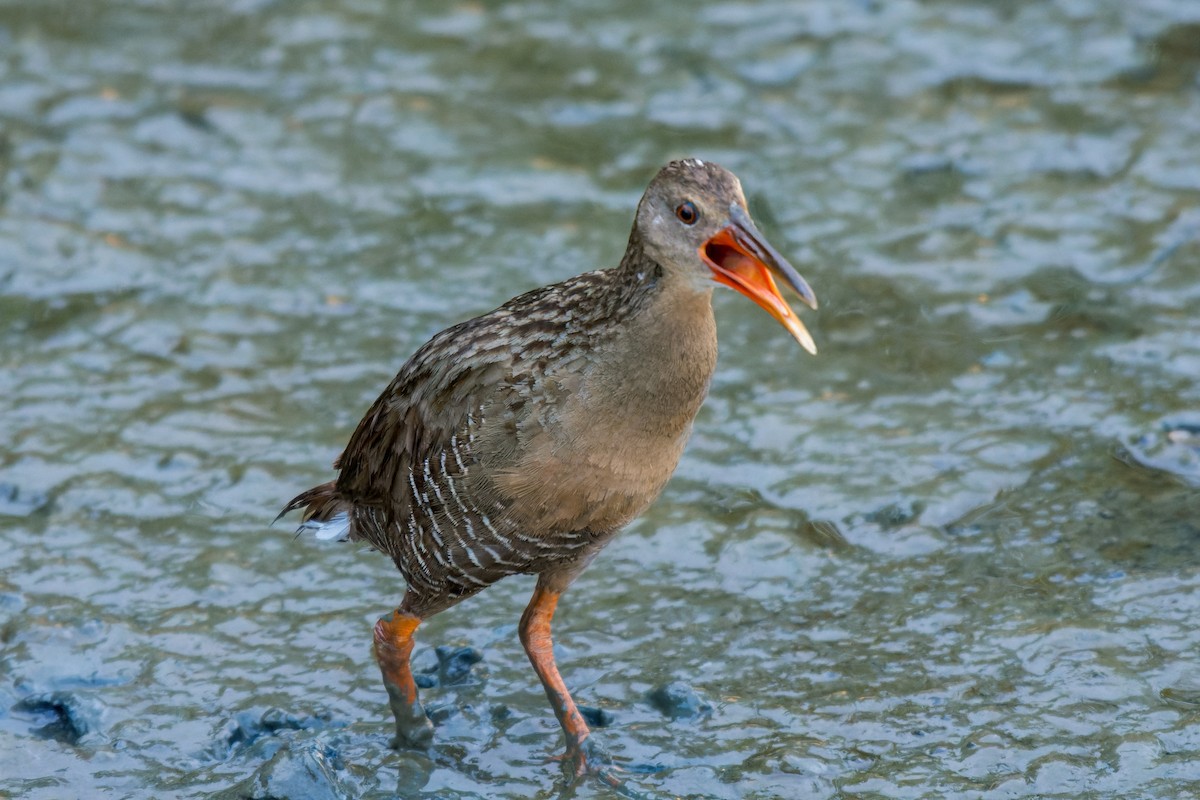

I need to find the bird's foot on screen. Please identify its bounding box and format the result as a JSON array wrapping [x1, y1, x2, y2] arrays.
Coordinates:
[[388, 713, 434, 750], [384, 687, 434, 750], [550, 736, 621, 785]]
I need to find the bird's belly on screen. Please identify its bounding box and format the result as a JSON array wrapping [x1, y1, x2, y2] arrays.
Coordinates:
[[494, 419, 691, 536]]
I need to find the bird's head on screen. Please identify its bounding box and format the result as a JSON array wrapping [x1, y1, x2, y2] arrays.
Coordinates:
[[634, 158, 818, 355]]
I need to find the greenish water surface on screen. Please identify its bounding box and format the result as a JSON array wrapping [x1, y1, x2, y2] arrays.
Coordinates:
[[1, 1, 1199, 798]]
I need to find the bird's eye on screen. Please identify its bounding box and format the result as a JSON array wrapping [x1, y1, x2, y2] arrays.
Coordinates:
[[675, 201, 698, 225]]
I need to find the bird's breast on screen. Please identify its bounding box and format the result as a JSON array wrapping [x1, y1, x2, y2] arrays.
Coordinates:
[[491, 285, 718, 536]]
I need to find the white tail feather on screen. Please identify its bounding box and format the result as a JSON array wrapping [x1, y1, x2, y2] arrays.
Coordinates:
[[298, 511, 350, 542]]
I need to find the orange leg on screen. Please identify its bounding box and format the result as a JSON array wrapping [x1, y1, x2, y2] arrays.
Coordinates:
[[519, 582, 595, 778], [374, 609, 434, 749]]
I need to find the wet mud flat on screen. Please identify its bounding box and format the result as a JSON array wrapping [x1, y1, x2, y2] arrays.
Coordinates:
[[3, 0, 1200, 798]]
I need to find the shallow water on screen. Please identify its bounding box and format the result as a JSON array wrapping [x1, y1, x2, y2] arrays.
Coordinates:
[[2, 1, 1200, 797]]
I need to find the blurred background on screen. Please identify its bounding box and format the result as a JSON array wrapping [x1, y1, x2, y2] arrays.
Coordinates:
[[1, 1, 1199, 798]]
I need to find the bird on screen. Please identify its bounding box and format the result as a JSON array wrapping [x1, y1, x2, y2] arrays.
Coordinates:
[[278, 158, 818, 778]]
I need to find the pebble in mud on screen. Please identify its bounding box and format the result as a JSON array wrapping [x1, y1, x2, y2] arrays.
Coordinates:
[[1118, 415, 1200, 486], [645, 681, 712, 721], [577, 704, 616, 728], [217, 740, 351, 800], [12, 691, 102, 745], [414, 645, 483, 688], [865, 498, 926, 528], [221, 707, 341, 754], [0, 482, 50, 517]]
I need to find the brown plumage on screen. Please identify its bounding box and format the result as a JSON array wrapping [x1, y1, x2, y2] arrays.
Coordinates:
[[279, 158, 817, 778]]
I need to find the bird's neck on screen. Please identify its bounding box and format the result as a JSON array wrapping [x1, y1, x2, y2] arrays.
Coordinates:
[[605, 234, 663, 317], [590, 240, 718, 438]]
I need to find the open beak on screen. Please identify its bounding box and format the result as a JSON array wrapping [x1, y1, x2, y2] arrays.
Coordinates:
[[700, 203, 819, 355]]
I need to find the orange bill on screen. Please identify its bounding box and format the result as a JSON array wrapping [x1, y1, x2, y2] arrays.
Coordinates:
[[700, 203, 818, 355]]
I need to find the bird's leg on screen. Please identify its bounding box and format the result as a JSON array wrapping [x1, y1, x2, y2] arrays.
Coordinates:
[[374, 609, 434, 749], [519, 580, 596, 778]]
